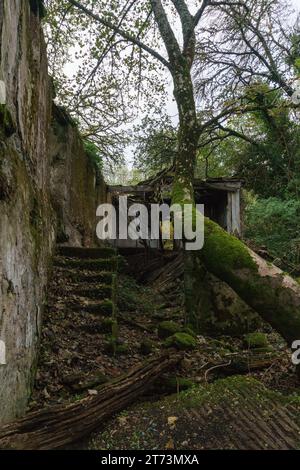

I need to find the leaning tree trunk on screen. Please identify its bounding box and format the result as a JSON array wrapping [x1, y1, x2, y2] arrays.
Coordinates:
[[200, 217, 300, 346], [171, 69, 300, 344]]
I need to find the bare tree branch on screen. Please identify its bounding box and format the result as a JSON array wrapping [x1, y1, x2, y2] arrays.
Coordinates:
[[67, 0, 171, 69]]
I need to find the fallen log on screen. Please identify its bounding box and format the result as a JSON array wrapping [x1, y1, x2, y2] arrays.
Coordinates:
[[0, 353, 180, 450], [192, 218, 300, 348]]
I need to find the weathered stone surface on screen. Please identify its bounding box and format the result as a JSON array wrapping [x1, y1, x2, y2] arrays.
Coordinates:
[[0, 0, 54, 424], [0, 0, 107, 425], [49, 104, 107, 246]]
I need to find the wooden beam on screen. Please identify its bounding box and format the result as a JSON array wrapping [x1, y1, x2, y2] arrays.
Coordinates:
[[108, 185, 153, 194], [195, 182, 242, 192]]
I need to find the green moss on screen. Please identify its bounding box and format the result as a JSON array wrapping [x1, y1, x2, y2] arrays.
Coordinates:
[[158, 321, 182, 339], [203, 218, 257, 275], [172, 180, 194, 205], [152, 376, 195, 393], [104, 337, 129, 355], [295, 58, 300, 74], [111, 273, 118, 318], [84, 140, 103, 171], [101, 318, 118, 335], [164, 332, 197, 350], [116, 344, 129, 355], [244, 332, 269, 349], [182, 326, 197, 338], [163, 376, 194, 392], [117, 274, 153, 314]]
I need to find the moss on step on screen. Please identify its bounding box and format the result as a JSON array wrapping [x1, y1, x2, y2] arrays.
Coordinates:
[[164, 332, 197, 350], [158, 321, 182, 339], [182, 326, 197, 338], [75, 284, 112, 300], [158, 322, 197, 341], [54, 257, 117, 271], [101, 318, 119, 334], [65, 271, 113, 285]]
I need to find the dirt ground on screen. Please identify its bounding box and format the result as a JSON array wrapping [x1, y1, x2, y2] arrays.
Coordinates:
[[30, 250, 300, 450]]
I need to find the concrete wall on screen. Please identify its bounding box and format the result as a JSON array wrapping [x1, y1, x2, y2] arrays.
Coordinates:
[[49, 105, 108, 247], [0, 0, 107, 424]]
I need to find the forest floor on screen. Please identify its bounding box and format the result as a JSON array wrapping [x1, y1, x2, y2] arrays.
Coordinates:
[[30, 248, 300, 450]]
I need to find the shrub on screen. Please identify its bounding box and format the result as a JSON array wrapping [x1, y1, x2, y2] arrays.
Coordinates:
[[245, 196, 300, 268]]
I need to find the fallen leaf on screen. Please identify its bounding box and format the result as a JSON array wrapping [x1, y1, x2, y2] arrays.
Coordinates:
[[167, 416, 178, 427], [118, 416, 128, 425], [165, 438, 175, 449]]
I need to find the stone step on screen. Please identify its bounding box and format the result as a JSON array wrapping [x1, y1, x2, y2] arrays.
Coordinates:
[[70, 299, 113, 316], [53, 256, 118, 272], [57, 246, 116, 259], [70, 284, 112, 300], [54, 268, 113, 285]]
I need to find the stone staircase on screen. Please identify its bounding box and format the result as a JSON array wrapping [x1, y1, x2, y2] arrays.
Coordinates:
[[54, 246, 118, 317], [31, 245, 120, 406]]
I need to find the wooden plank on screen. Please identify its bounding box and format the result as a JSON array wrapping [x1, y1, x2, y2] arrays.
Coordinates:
[[108, 185, 153, 194], [226, 192, 233, 233], [197, 182, 243, 192], [231, 190, 241, 235]]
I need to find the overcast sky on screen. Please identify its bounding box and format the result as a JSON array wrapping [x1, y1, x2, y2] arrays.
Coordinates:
[[62, 0, 300, 170]]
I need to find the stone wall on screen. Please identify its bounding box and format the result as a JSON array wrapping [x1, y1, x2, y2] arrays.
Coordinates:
[[0, 0, 107, 424], [49, 105, 107, 247]]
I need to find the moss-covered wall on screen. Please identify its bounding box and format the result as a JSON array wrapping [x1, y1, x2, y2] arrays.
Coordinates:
[[0, 0, 107, 425], [0, 0, 54, 424], [49, 105, 108, 247]]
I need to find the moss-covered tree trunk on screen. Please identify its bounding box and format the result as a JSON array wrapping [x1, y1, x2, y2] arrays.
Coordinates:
[[171, 67, 201, 329], [201, 218, 300, 346]]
